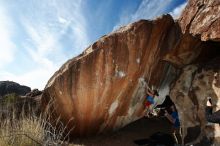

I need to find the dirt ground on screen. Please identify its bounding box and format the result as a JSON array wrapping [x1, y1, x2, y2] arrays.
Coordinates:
[[71, 117, 174, 146]]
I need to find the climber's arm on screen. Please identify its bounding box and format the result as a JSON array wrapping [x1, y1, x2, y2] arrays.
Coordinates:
[[146, 89, 154, 97], [164, 110, 175, 124]]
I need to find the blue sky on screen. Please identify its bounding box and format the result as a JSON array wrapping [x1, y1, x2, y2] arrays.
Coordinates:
[[0, 0, 187, 89]]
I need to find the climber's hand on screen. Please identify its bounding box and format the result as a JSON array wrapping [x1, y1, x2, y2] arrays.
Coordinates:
[[206, 97, 212, 107], [164, 110, 168, 116]]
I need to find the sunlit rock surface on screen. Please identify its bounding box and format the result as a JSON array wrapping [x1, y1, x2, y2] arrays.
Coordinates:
[[179, 0, 220, 41], [42, 15, 181, 136]]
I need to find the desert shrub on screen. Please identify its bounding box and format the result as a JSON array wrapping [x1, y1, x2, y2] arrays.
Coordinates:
[[0, 100, 73, 146], [2, 93, 18, 104]]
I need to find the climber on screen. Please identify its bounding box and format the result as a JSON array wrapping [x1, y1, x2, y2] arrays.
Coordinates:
[[164, 105, 182, 144], [205, 97, 220, 123], [144, 88, 159, 117], [145, 88, 159, 107]]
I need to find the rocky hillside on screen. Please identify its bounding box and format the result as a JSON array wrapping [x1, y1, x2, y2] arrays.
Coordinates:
[[41, 0, 220, 145], [0, 81, 31, 97]]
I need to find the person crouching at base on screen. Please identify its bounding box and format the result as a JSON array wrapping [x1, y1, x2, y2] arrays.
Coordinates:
[[164, 105, 182, 145]]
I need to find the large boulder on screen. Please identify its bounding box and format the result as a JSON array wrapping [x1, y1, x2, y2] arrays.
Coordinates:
[[42, 15, 182, 136], [0, 81, 31, 97]]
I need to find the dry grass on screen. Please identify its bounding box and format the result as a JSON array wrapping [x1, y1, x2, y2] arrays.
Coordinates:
[[0, 94, 77, 146]]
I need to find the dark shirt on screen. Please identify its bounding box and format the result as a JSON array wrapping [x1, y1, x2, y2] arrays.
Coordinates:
[[206, 106, 220, 123], [171, 111, 180, 128]]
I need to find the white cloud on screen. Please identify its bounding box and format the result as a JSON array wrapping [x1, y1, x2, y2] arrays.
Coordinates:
[[22, 19, 61, 68], [0, 5, 16, 68], [114, 0, 172, 30], [20, 0, 89, 89], [21, 0, 89, 59], [58, 17, 68, 24], [170, 2, 187, 19], [52, 0, 89, 52], [132, 0, 172, 20], [0, 0, 90, 89]]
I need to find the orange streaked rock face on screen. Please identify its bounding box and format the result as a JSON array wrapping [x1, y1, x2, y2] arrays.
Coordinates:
[[42, 15, 182, 136]]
